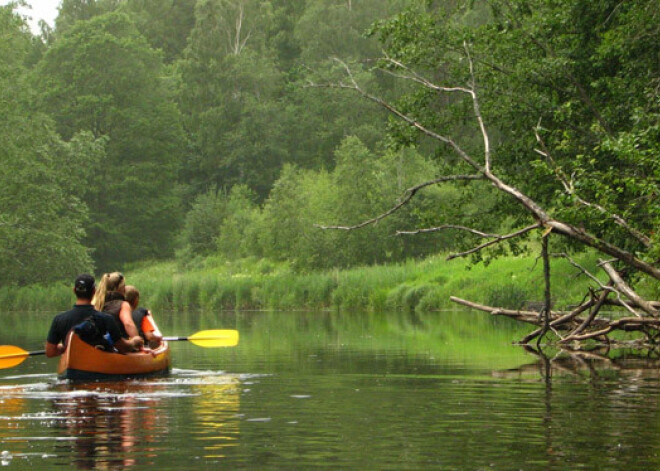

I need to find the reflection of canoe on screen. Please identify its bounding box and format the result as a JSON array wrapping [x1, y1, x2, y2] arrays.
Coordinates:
[[58, 331, 171, 381]]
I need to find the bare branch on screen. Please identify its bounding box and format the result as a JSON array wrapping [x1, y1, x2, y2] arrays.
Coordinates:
[[450, 296, 542, 324], [314, 56, 660, 281], [397, 225, 499, 237], [380, 44, 492, 173], [446, 223, 541, 260], [551, 252, 605, 287], [326, 58, 486, 172], [464, 42, 492, 173], [549, 299, 596, 328], [316, 174, 482, 231], [552, 252, 642, 317], [561, 286, 612, 342], [563, 327, 613, 342], [378, 55, 473, 94], [600, 260, 659, 317]]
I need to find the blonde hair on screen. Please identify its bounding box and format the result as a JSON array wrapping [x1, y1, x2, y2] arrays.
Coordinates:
[[125, 285, 140, 308], [92, 272, 125, 310]]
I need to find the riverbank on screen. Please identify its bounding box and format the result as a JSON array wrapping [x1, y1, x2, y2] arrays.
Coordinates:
[[0, 252, 608, 313]]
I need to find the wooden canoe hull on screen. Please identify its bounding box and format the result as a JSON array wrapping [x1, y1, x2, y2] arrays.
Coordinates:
[[58, 332, 171, 381]]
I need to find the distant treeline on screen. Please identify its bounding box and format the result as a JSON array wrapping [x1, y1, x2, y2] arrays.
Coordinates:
[[1, 0, 485, 284]]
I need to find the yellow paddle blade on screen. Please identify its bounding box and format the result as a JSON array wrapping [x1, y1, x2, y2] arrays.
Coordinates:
[[187, 329, 239, 347], [0, 346, 31, 369]]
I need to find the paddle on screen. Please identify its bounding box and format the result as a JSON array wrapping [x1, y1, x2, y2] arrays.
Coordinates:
[[0, 329, 239, 370], [0, 346, 46, 369], [163, 329, 239, 347]]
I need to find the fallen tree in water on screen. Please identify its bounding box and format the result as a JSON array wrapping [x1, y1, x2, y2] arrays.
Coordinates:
[[314, 2, 660, 349]]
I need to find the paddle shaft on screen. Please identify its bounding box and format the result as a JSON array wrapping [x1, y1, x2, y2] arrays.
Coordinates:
[[0, 349, 46, 360]]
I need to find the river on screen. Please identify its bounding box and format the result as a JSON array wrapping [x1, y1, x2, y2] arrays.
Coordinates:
[[0, 309, 658, 470]]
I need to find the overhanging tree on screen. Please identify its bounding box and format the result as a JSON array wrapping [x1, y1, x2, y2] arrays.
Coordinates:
[[315, 0, 660, 347]]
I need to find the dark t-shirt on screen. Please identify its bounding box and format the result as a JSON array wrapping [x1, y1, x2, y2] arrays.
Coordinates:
[[102, 292, 128, 338], [46, 304, 122, 346]]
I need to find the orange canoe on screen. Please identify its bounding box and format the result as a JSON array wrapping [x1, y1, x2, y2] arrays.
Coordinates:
[[58, 331, 171, 381]]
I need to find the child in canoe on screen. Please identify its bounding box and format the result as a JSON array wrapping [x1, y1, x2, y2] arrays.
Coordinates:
[[125, 285, 163, 349]]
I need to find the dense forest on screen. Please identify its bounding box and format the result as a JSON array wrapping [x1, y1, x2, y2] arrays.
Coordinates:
[[1, 0, 658, 303]]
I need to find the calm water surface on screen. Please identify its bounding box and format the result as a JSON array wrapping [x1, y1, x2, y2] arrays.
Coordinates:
[[0, 309, 659, 470]]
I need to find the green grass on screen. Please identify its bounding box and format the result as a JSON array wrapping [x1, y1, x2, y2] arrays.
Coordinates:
[[0, 252, 610, 314], [120, 252, 607, 313]]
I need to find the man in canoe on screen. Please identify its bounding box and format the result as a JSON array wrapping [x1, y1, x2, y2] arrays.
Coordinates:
[[45, 274, 144, 357]]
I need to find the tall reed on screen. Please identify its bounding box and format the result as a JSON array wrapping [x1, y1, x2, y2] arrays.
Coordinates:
[[1, 252, 607, 314]]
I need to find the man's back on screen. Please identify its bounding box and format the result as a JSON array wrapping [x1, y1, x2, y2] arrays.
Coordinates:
[[47, 304, 119, 347]]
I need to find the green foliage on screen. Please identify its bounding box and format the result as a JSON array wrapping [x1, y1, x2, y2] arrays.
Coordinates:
[[0, 6, 96, 285], [294, 0, 405, 62], [485, 284, 528, 310], [178, 0, 289, 198], [5, 0, 657, 294], [34, 11, 187, 269], [256, 136, 473, 269], [0, 251, 612, 315], [177, 185, 262, 266], [177, 189, 228, 258], [119, 0, 196, 63], [369, 0, 660, 273]]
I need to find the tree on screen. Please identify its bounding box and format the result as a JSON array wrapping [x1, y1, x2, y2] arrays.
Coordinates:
[[316, 0, 660, 347], [55, 0, 120, 33], [179, 0, 288, 199], [0, 5, 99, 285], [34, 12, 187, 269], [177, 184, 261, 265], [258, 136, 461, 269], [119, 0, 197, 63]]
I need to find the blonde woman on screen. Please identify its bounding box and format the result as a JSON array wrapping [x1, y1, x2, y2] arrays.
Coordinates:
[[92, 272, 144, 351]]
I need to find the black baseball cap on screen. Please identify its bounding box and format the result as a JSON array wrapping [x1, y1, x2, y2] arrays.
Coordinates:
[[74, 274, 95, 298]]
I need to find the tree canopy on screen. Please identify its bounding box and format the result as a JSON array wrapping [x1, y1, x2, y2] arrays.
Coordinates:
[[1, 0, 658, 304]]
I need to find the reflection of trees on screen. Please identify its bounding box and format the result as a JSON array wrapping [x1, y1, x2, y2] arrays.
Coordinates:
[[494, 347, 660, 468], [50, 382, 167, 470], [192, 377, 241, 459], [495, 346, 660, 382]]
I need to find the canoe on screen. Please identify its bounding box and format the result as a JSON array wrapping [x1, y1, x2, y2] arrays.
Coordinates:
[[57, 331, 171, 381]]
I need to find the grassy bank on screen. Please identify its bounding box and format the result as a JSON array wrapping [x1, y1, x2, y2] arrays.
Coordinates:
[[1, 252, 607, 313], [0, 252, 608, 314]]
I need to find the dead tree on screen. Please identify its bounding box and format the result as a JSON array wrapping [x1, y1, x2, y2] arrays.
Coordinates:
[[312, 44, 660, 349]]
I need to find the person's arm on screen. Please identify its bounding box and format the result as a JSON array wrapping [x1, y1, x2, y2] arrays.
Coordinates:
[[97, 311, 144, 353], [45, 318, 64, 357], [114, 336, 144, 353], [45, 341, 64, 358], [119, 301, 140, 338]]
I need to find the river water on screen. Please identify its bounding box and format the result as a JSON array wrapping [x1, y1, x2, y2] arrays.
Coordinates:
[[0, 309, 659, 470]]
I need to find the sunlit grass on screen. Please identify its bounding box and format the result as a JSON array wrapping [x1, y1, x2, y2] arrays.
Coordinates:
[[124, 252, 604, 314], [1, 252, 608, 316]]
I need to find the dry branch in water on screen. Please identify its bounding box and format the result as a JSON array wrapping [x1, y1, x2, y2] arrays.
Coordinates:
[[311, 45, 660, 349]]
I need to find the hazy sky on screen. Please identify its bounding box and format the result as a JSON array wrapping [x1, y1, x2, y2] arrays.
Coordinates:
[[2, 0, 60, 33]]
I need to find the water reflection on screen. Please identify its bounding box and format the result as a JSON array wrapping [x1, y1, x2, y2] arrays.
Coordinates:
[[50, 381, 167, 470], [497, 345, 660, 381], [4, 310, 660, 469], [188, 373, 241, 459]]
